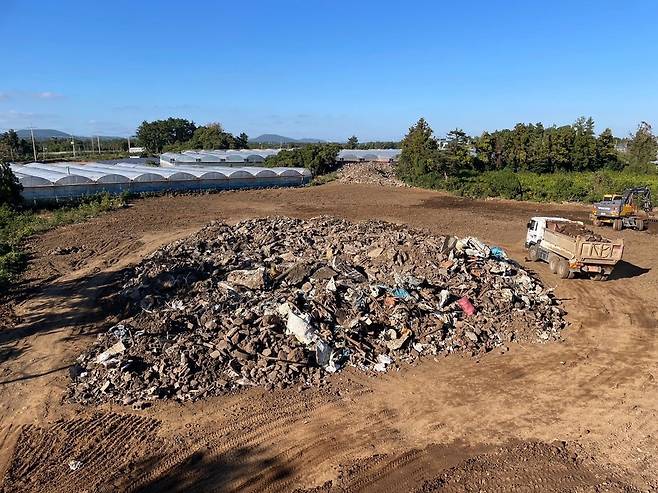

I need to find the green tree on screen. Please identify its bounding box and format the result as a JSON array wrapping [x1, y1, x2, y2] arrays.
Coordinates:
[[626, 121, 658, 173], [571, 116, 597, 171], [474, 131, 494, 171], [235, 132, 249, 149], [136, 118, 196, 153], [1, 130, 20, 160], [549, 125, 575, 172], [188, 123, 236, 149], [395, 118, 439, 182], [0, 162, 22, 206], [527, 125, 552, 173], [444, 128, 472, 175], [596, 128, 622, 170], [265, 144, 340, 176], [346, 135, 358, 149]]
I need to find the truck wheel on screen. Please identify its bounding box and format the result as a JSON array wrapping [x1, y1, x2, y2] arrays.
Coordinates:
[[613, 219, 622, 231], [557, 259, 571, 279], [591, 274, 608, 281], [548, 254, 560, 274], [528, 245, 540, 261], [635, 219, 645, 231]]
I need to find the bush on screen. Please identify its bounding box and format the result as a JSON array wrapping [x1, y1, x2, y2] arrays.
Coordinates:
[[398, 167, 658, 204], [265, 144, 340, 176], [310, 171, 338, 186], [0, 163, 22, 207], [480, 170, 522, 199]]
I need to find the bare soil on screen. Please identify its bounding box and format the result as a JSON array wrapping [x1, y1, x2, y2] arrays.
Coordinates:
[[1, 183, 656, 492]]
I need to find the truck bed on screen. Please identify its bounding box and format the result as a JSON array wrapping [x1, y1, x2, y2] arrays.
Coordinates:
[[541, 227, 623, 265]]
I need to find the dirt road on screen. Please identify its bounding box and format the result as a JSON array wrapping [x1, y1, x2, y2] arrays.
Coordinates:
[[1, 183, 656, 492]]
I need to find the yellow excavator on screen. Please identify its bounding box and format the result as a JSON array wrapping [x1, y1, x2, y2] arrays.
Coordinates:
[[590, 187, 653, 231]]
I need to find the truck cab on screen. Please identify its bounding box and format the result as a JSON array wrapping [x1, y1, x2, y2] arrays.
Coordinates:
[[525, 216, 571, 248]]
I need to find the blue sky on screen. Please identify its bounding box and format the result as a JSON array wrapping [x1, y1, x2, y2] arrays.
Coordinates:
[[0, 0, 656, 140]]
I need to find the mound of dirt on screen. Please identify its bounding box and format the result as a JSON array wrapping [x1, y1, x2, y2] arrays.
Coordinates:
[[68, 217, 566, 406], [337, 162, 406, 187], [549, 221, 610, 242]]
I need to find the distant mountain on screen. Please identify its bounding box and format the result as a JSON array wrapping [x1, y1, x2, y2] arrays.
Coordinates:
[[250, 134, 326, 144], [14, 128, 124, 141], [16, 128, 72, 140]]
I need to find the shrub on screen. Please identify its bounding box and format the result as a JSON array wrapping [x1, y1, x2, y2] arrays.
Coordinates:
[[480, 170, 522, 199], [0, 163, 22, 207], [265, 144, 340, 176]]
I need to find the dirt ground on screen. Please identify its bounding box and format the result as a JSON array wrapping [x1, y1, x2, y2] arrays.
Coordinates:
[[0, 183, 656, 492]]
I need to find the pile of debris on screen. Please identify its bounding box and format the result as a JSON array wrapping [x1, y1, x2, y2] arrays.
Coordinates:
[[551, 221, 609, 242], [68, 217, 566, 406], [337, 162, 406, 187]]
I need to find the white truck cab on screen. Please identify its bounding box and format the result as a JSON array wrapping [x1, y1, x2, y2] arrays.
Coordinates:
[[525, 216, 571, 248]]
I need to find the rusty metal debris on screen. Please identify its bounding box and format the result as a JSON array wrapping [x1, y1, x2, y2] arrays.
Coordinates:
[[68, 217, 566, 405]]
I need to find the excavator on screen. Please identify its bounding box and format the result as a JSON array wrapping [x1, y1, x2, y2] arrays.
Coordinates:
[[590, 187, 653, 231]]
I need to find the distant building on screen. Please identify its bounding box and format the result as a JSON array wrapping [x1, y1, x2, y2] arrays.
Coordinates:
[[614, 142, 628, 154]]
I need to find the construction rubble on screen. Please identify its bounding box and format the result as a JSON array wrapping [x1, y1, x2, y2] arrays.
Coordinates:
[[337, 161, 407, 187], [550, 221, 610, 242], [68, 217, 567, 406]]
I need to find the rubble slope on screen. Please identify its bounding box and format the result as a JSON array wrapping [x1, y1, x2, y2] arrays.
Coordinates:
[[68, 217, 566, 406]]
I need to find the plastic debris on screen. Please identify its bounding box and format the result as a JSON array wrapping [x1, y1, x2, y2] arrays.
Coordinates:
[[457, 297, 476, 317], [490, 246, 507, 260], [68, 217, 566, 405], [374, 354, 393, 372], [95, 341, 126, 364]]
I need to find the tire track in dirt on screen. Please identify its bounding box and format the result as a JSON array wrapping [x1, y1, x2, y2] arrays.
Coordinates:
[[2, 413, 162, 493], [412, 441, 643, 493], [2, 184, 658, 492], [130, 388, 367, 493], [227, 401, 404, 493]]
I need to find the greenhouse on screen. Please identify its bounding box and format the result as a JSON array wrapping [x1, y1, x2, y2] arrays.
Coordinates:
[[160, 150, 281, 167], [12, 162, 311, 203], [336, 149, 401, 162]]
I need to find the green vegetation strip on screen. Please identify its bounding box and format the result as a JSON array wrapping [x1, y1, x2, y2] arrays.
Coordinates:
[[0, 194, 127, 288], [406, 169, 658, 203]]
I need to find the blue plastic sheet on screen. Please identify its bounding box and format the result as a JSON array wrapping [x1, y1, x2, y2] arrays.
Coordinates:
[[490, 246, 507, 260]]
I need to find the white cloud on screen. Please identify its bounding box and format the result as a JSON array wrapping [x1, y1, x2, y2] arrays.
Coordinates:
[[34, 91, 63, 100], [0, 91, 64, 101]]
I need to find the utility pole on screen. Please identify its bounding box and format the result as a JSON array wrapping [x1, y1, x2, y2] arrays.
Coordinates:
[[97, 135, 101, 154], [71, 139, 76, 158], [29, 126, 37, 162]]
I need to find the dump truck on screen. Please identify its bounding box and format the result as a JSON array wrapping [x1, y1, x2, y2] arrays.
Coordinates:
[[525, 217, 624, 280], [590, 187, 653, 231]]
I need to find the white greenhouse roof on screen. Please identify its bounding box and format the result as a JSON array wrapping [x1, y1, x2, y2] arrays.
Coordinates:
[[13, 162, 311, 188]]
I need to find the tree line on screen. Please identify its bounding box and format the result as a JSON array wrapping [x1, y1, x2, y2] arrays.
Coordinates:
[[0, 129, 129, 161], [396, 117, 658, 186], [136, 118, 248, 153], [344, 135, 400, 150], [0, 130, 33, 161]]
